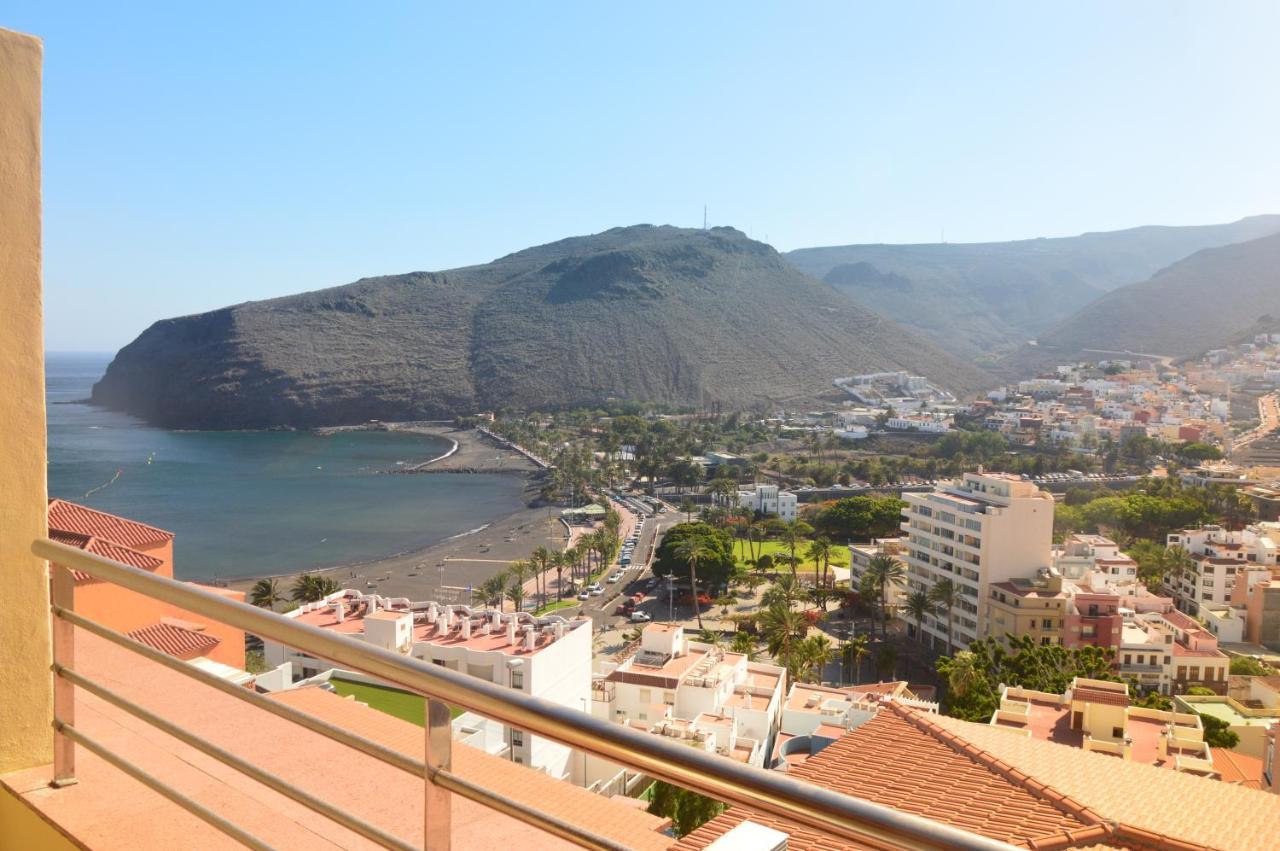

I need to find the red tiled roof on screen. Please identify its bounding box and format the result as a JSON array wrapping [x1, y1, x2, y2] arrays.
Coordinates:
[[49, 498, 173, 548], [675, 704, 1107, 851], [1211, 748, 1264, 790], [127, 622, 220, 659], [1072, 687, 1130, 707], [49, 528, 165, 583]]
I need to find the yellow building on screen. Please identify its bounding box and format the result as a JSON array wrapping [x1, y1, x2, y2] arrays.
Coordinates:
[[982, 569, 1068, 650]]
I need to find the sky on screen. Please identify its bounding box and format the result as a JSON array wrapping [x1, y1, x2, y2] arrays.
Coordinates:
[[7, 2, 1280, 351]]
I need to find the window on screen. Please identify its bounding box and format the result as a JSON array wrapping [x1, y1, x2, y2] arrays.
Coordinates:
[[1112, 727, 1124, 739], [510, 669, 524, 690], [1041, 619, 1054, 629], [1041, 636, 1051, 646], [663, 691, 675, 704], [1082, 624, 1096, 638], [510, 730, 524, 747], [639, 688, 652, 703], [1123, 654, 1131, 665]]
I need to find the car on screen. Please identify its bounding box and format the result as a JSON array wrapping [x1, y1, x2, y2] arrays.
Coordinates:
[[608, 571, 624, 583], [615, 599, 636, 615], [577, 591, 590, 601], [629, 611, 652, 623], [590, 586, 604, 596]]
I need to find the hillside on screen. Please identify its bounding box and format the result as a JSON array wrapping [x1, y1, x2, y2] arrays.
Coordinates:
[[785, 216, 1280, 359], [92, 226, 990, 429], [1008, 231, 1280, 368]]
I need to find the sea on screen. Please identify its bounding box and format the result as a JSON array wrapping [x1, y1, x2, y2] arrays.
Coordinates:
[[46, 352, 527, 582]]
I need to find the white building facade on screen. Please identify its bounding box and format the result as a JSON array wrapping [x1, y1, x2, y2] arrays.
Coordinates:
[[900, 472, 1055, 651], [264, 591, 592, 782], [737, 484, 798, 521]]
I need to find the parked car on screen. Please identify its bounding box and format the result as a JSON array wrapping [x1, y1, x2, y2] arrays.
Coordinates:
[[629, 611, 652, 623], [577, 591, 590, 601], [608, 571, 624, 583]]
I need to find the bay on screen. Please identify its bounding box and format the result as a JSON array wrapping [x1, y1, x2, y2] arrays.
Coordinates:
[[45, 352, 526, 581]]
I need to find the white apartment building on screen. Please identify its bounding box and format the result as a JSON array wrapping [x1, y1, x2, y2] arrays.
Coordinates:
[[1165, 525, 1278, 615], [737, 484, 798, 521], [848, 538, 907, 613], [591, 624, 785, 783], [265, 590, 592, 782], [900, 472, 1054, 651]]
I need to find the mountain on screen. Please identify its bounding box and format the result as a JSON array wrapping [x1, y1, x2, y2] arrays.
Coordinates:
[[92, 226, 990, 429], [1010, 231, 1280, 367], [784, 216, 1280, 360]]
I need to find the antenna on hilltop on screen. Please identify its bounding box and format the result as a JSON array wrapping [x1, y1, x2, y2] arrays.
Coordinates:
[[703, 205, 708, 230]]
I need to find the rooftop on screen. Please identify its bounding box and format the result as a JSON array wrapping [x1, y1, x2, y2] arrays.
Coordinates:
[[48, 498, 174, 549], [48, 528, 165, 582], [126, 621, 221, 659]]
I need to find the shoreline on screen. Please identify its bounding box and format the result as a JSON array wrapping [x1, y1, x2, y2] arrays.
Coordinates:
[[224, 423, 557, 599]]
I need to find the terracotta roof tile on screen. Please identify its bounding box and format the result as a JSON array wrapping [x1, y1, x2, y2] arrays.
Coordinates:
[[49, 528, 165, 583], [127, 622, 221, 659], [49, 498, 173, 548]]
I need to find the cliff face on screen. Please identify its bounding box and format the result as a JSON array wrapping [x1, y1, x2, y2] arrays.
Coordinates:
[[92, 225, 990, 428]]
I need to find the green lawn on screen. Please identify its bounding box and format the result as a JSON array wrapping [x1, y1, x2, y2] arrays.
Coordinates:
[[732, 540, 849, 570], [534, 598, 580, 615], [329, 677, 462, 725]]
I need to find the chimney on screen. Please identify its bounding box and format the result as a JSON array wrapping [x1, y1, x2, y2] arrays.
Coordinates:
[[427, 602, 439, 622], [506, 619, 517, 646], [368, 597, 378, 616], [461, 617, 472, 639], [443, 607, 454, 629], [334, 603, 345, 623], [553, 622, 565, 640], [491, 610, 502, 629], [524, 626, 536, 652]]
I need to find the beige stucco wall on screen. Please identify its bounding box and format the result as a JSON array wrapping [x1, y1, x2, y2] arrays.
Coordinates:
[[0, 27, 49, 773]]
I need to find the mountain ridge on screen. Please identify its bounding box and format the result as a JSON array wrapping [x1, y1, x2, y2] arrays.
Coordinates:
[[92, 225, 990, 429], [784, 215, 1280, 359]]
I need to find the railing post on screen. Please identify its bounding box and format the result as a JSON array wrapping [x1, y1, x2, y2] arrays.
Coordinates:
[[424, 698, 452, 850], [51, 563, 77, 787]]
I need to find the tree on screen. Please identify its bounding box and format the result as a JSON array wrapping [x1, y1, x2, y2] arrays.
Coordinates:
[[865, 555, 906, 638], [904, 590, 933, 644], [505, 581, 526, 613], [1230, 656, 1276, 676], [759, 601, 809, 680], [530, 546, 553, 607], [680, 497, 696, 522], [806, 536, 835, 588], [674, 537, 713, 630], [480, 573, 507, 611], [843, 634, 870, 684], [250, 578, 285, 609], [778, 519, 815, 581], [796, 633, 833, 683], [652, 523, 737, 590], [730, 631, 757, 658], [875, 644, 899, 681], [647, 782, 724, 838], [551, 550, 567, 601], [291, 574, 339, 603], [1198, 712, 1239, 748], [928, 578, 960, 655]]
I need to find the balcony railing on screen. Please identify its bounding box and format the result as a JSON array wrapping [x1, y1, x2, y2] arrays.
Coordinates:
[[34, 537, 1014, 851]]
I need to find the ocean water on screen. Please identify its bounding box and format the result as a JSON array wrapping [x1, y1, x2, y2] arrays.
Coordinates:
[[46, 353, 526, 581]]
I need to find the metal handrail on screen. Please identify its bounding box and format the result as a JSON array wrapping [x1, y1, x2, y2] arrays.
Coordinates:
[[35, 537, 1017, 851]]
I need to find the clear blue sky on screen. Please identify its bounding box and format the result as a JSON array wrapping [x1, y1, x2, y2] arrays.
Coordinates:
[[8, 1, 1279, 351]]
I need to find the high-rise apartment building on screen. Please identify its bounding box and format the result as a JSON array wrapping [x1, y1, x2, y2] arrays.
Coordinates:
[[900, 472, 1054, 651]]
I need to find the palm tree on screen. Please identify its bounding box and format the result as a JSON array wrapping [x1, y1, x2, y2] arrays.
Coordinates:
[[480, 574, 507, 611], [945, 650, 983, 698], [806, 536, 834, 588], [778, 520, 814, 582], [250, 578, 285, 610], [928, 578, 959, 656], [508, 559, 532, 605], [680, 497, 696, 522], [797, 633, 833, 684], [844, 634, 870, 684], [730, 631, 757, 658], [875, 644, 899, 681], [673, 538, 712, 630], [1163, 545, 1196, 610], [551, 550, 567, 601], [904, 590, 933, 644], [530, 546, 553, 608], [865, 555, 906, 638], [505, 582, 526, 613], [759, 601, 808, 678]]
